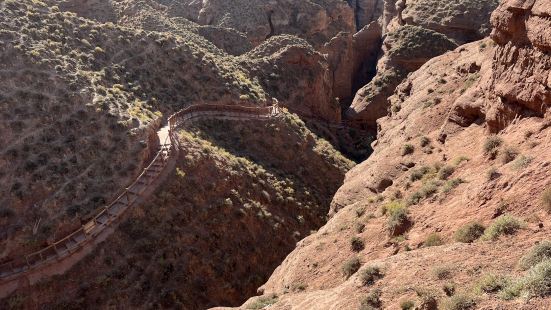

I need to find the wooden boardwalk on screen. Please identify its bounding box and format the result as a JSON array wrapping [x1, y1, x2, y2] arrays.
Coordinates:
[[0, 103, 280, 298]]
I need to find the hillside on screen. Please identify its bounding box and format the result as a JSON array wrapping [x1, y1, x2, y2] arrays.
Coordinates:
[[1, 0, 550, 309], [235, 1, 551, 309]]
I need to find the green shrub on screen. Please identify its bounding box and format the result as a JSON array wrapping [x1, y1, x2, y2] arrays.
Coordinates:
[[432, 266, 453, 280], [474, 274, 509, 294], [410, 166, 430, 181], [248, 294, 278, 309], [342, 257, 361, 278], [443, 283, 456, 296], [519, 241, 551, 270], [443, 294, 475, 310], [452, 156, 470, 166], [482, 215, 523, 241], [483, 136, 502, 158], [400, 300, 415, 310], [512, 155, 533, 170], [542, 187, 551, 213], [501, 147, 518, 164], [420, 136, 431, 147], [425, 233, 444, 247], [360, 289, 382, 309], [355, 223, 366, 233], [360, 266, 383, 286], [402, 144, 415, 156], [438, 165, 455, 180], [351, 237, 365, 252], [520, 259, 551, 298], [442, 178, 464, 194], [454, 222, 485, 243], [486, 167, 500, 181], [384, 201, 412, 236]]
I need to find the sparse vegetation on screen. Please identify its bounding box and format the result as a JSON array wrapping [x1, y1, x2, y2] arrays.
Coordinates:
[[454, 222, 485, 243], [400, 300, 415, 310], [432, 266, 453, 280], [360, 289, 382, 309], [248, 294, 278, 309], [443, 294, 475, 310], [486, 167, 500, 181], [443, 283, 456, 296], [383, 201, 412, 236], [402, 144, 415, 156], [483, 136, 503, 159], [473, 273, 509, 294], [438, 165, 455, 180], [360, 266, 383, 286], [512, 155, 533, 170], [351, 237, 365, 252], [501, 146, 518, 164], [519, 259, 551, 298], [342, 257, 362, 278], [482, 215, 523, 241], [410, 166, 430, 181], [519, 241, 551, 270], [442, 178, 464, 194], [425, 233, 444, 247], [543, 187, 551, 213]]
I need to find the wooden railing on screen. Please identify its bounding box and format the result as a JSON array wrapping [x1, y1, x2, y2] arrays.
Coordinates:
[[0, 103, 279, 284]]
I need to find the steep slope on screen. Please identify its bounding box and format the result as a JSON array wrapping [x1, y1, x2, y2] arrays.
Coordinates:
[[0, 0, 266, 269], [1, 112, 353, 309], [347, 0, 500, 127], [234, 1, 551, 309]]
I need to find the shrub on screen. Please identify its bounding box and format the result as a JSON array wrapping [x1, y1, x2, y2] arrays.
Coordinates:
[[420, 136, 431, 147], [452, 156, 470, 166], [355, 223, 366, 233], [486, 167, 500, 181], [438, 165, 455, 180], [442, 178, 464, 194], [248, 294, 278, 309], [483, 136, 502, 158], [519, 241, 551, 270], [443, 283, 456, 296], [482, 215, 523, 241], [443, 294, 475, 310], [342, 257, 361, 278], [402, 144, 415, 156], [425, 233, 444, 247], [384, 202, 412, 236], [360, 289, 382, 309], [432, 266, 453, 280], [474, 274, 509, 294], [400, 300, 415, 310], [542, 187, 551, 213], [360, 266, 383, 286], [454, 222, 485, 243], [512, 155, 533, 170], [501, 147, 518, 164], [520, 259, 551, 298], [410, 166, 430, 181], [351, 237, 365, 252]]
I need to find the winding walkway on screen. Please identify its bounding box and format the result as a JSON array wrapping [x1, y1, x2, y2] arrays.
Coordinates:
[[0, 103, 280, 298]]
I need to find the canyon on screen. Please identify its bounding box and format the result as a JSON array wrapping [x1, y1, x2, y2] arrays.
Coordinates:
[[0, 0, 550, 309]]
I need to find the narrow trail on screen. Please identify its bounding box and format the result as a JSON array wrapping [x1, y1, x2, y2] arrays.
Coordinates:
[[0, 103, 280, 299]]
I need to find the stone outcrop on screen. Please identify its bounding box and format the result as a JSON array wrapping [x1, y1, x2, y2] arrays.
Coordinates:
[[347, 25, 458, 128], [347, 0, 500, 127], [242, 36, 340, 123], [227, 2, 551, 309], [184, 0, 356, 48]]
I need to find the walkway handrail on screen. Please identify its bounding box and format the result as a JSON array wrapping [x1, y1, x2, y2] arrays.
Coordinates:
[[0, 103, 279, 283]]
